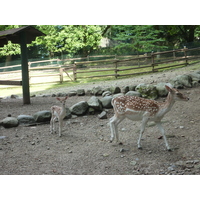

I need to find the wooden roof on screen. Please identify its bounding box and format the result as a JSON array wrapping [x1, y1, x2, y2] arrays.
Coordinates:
[[0, 26, 45, 47]]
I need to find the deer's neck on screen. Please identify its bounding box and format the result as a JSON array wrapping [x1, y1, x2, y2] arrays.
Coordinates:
[[158, 92, 175, 116], [60, 104, 66, 116]]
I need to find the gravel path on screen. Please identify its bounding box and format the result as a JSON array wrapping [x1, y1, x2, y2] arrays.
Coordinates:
[[42, 63, 199, 95]]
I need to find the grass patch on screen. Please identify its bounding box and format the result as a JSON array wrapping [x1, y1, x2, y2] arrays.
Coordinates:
[[0, 61, 200, 98]]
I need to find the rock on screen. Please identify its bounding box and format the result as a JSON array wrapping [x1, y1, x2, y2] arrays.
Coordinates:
[[113, 93, 124, 98], [56, 93, 62, 97], [70, 101, 88, 115], [98, 111, 107, 119], [0, 136, 6, 139], [68, 90, 77, 97], [119, 148, 129, 152], [170, 75, 192, 88], [10, 94, 19, 99], [125, 91, 141, 97], [64, 107, 72, 119], [85, 89, 92, 96], [77, 89, 85, 96], [130, 161, 137, 166], [88, 107, 95, 115], [188, 71, 200, 82], [169, 77, 184, 89], [1, 117, 19, 128], [122, 86, 129, 94], [136, 83, 158, 99], [186, 160, 199, 164], [91, 86, 103, 96], [110, 86, 121, 94], [129, 85, 137, 91], [156, 82, 169, 97], [17, 115, 36, 125], [87, 96, 103, 111], [192, 80, 200, 87], [100, 96, 113, 108], [33, 110, 52, 122], [102, 91, 112, 97]]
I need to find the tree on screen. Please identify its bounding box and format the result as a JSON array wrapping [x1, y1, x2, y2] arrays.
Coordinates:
[[154, 25, 200, 47], [34, 25, 102, 57], [0, 25, 103, 58], [111, 25, 166, 54]]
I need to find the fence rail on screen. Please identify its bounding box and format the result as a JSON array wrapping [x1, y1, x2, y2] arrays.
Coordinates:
[[0, 46, 200, 85]]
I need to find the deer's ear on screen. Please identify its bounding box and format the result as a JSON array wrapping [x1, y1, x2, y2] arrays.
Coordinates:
[[165, 85, 172, 92], [56, 97, 61, 101], [65, 96, 68, 100]]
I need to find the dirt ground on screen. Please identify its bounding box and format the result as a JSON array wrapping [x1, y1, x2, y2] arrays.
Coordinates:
[[0, 67, 200, 175]]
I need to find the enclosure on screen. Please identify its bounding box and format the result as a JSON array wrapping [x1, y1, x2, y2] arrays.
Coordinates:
[[0, 66, 200, 175]]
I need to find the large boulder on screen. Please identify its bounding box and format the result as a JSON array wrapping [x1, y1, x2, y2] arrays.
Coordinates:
[[125, 91, 141, 97], [188, 71, 200, 87], [102, 91, 112, 97], [1, 117, 19, 128], [33, 110, 52, 122], [87, 96, 103, 111], [156, 82, 169, 97], [68, 90, 77, 97], [100, 96, 113, 108], [110, 86, 121, 94], [17, 115, 36, 125], [91, 86, 103, 96], [77, 89, 85, 96], [136, 83, 158, 99], [70, 101, 89, 115], [188, 71, 200, 82], [170, 75, 192, 88], [64, 107, 72, 119]]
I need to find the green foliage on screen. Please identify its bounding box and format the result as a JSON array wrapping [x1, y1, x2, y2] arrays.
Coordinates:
[[0, 25, 200, 58], [111, 25, 167, 53], [34, 25, 102, 56], [0, 25, 22, 57]]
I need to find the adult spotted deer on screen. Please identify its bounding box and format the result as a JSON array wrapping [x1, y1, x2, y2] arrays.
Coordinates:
[[50, 96, 68, 137], [109, 85, 189, 151]]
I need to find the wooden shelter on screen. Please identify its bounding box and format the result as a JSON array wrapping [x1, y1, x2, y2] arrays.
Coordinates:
[[0, 26, 46, 104]]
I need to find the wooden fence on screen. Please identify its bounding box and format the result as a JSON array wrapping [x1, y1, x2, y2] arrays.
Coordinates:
[[68, 47, 200, 81], [0, 46, 200, 85]]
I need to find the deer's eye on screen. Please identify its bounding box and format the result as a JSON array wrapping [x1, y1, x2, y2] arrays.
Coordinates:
[[176, 93, 181, 96]]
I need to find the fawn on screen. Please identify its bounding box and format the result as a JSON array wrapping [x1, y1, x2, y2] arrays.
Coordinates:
[[50, 96, 68, 137]]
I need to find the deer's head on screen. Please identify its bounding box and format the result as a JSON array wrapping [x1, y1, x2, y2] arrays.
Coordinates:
[[165, 85, 189, 101]]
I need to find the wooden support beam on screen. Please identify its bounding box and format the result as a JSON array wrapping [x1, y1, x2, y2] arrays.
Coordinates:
[[0, 80, 22, 85], [20, 32, 30, 104]]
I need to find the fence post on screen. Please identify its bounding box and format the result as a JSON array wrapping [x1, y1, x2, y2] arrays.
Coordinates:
[[184, 46, 188, 65], [173, 50, 176, 59], [115, 61, 118, 78], [73, 63, 77, 81], [151, 51, 155, 72], [28, 61, 31, 83], [59, 68, 63, 83]]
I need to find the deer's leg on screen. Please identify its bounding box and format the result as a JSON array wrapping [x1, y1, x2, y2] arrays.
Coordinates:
[[109, 115, 123, 143], [50, 116, 55, 134], [156, 121, 171, 151], [137, 117, 149, 149], [58, 119, 63, 137], [52, 117, 57, 134]]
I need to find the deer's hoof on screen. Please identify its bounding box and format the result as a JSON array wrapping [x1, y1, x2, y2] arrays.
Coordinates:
[[138, 146, 143, 150], [167, 148, 172, 152]]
